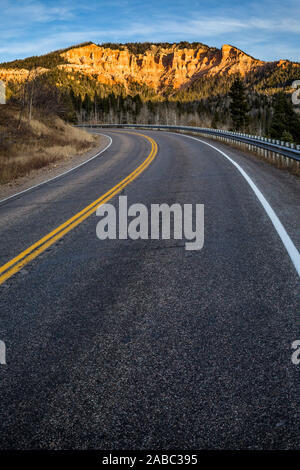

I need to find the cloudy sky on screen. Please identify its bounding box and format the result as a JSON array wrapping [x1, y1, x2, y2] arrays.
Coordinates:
[[0, 0, 299, 62]]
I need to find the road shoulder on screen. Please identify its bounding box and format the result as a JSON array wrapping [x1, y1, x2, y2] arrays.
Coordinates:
[[0, 133, 109, 201]]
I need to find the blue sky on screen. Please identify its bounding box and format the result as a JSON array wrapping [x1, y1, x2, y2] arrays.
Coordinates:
[[0, 0, 299, 63]]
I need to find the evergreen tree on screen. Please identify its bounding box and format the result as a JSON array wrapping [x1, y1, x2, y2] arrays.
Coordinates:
[[211, 111, 220, 128], [229, 78, 250, 131], [269, 92, 300, 143], [82, 93, 93, 114], [281, 130, 294, 143], [133, 94, 143, 116]]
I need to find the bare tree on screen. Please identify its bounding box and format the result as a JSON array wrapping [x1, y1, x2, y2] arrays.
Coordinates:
[[16, 67, 39, 129]]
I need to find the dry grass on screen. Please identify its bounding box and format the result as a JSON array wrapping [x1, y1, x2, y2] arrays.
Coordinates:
[[0, 105, 97, 184]]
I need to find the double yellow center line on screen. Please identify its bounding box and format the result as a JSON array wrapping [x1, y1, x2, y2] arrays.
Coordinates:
[[0, 132, 158, 286]]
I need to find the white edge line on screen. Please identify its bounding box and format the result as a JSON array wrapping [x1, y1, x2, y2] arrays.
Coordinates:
[[173, 132, 300, 278], [0, 132, 112, 205]]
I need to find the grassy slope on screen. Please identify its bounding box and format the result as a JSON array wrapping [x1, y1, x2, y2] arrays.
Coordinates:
[[0, 105, 97, 184]]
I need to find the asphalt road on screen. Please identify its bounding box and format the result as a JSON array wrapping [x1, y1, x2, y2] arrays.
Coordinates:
[[0, 130, 299, 450]]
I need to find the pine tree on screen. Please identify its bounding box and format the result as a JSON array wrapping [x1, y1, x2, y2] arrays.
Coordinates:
[[82, 93, 93, 114], [133, 94, 143, 116], [211, 111, 220, 128], [229, 78, 250, 131], [281, 130, 294, 143], [269, 92, 300, 143]]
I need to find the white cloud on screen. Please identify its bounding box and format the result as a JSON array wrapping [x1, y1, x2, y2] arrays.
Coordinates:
[[0, 0, 75, 25], [0, 3, 299, 62]]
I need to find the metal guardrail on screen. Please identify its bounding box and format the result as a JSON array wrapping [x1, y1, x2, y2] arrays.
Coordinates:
[[78, 124, 300, 162]]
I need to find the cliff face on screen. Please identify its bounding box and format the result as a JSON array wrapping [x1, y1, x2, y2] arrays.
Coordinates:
[[0, 43, 267, 92], [1, 42, 298, 97], [58, 43, 265, 91], [0, 68, 30, 82], [0, 66, 48, 83]]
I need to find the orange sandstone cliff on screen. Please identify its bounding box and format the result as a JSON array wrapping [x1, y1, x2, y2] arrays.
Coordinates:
[[0, 42, 296, 93], [58, 43, 265, 91]]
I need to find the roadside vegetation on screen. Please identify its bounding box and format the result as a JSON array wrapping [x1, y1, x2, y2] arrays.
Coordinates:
[[0, 104, 97, 184], [0, 62, 100, 184]]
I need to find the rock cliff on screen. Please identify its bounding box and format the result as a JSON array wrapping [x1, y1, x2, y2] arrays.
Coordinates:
[[0, 42, 297, 95], [58, 43, 265, 90]]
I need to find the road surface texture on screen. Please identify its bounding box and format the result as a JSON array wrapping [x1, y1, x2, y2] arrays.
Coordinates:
[[0, 130, 299, 449]]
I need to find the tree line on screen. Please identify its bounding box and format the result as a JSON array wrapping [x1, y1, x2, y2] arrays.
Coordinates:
[[5, 69, 300, 143]]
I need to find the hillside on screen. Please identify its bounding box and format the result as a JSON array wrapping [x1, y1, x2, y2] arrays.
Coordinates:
[[0, 42, 299, 141], [0, 104, 98, 183], [0, 42, 299, 98]]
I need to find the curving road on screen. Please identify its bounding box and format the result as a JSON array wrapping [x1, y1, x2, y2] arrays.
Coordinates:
[[0, 130, 299, 449]]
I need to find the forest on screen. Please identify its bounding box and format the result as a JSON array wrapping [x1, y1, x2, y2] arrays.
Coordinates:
[[1, 42, 300, 142]]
